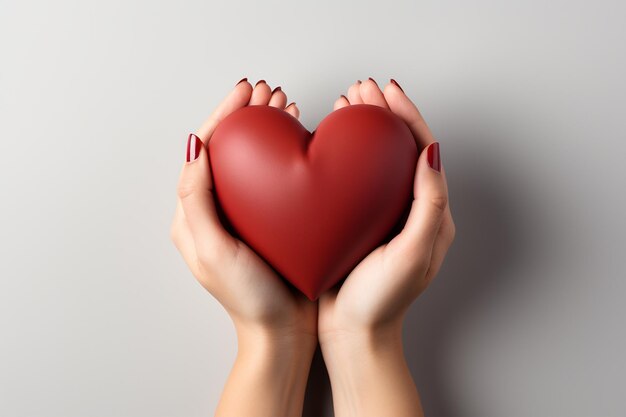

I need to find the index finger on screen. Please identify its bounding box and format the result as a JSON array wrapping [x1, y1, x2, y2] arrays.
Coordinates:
[[196, 79, 254, 141], [383, 81, 435, 152]]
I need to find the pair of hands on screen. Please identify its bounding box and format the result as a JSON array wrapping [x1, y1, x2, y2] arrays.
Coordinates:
[[171, 78, 455, 417]]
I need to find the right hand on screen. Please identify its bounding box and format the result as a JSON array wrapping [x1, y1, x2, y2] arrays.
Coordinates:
[[170, 79, 318, 343]]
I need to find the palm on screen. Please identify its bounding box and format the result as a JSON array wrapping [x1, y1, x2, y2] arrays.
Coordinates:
[[172, 80, 317, 336], [319, 237, 421, 335], [319, 78, 454, 339], [220, 240, 318, 331]]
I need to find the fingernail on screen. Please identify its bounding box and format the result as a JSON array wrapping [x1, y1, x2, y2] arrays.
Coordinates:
[[255, 79, 266, 86], [356, 79, 362, 84], [340, 94, 348, 101], [186, 133, 202, 162], [390, 78, 404, 93], [236, 77, 248, 85], [286, 102, 296, 108], [368, 77, 379, 87], [271, 86, 282, 94], [427, 142, 441, 172]]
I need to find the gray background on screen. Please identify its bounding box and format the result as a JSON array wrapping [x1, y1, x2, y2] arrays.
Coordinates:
[[1, 0, 625, 416]]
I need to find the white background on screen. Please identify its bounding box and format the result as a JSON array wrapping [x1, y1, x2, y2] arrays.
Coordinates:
[[1, 0, 625, 416]]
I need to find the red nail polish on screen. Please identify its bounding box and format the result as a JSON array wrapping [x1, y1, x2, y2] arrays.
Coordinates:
[[368, 77, 379, 87], [427, 142, 441, 172], [186, 133, 202, 162], [255, 79, 266, 86], [271, 86, 282, 94], [236, 77, 248, 85], [390, 78, 404, 93]]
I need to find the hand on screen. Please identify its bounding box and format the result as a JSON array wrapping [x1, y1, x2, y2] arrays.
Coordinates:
[[318, 79, 456, 417], [171, 79, 316, 417]]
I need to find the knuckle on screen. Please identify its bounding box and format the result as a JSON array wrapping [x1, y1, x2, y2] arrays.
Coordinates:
[[195, 256, 213, 277], [196, 245, 230, 271], [196, 249, 216, 269], [423, 266, 438, 286], [429, 195, 448, 214], [176, 180, 197, 200], [193, 262, 219, 294], [412, 258, 431, 277]]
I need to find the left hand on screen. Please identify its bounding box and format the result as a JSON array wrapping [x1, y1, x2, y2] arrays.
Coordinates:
[[317, 79, 456, 417], [319, 78, 456, 341]]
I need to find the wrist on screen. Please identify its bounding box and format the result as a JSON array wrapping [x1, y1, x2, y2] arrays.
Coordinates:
[[319, 321, 423, 417], [319, 318, 404, 357], [216, 324, 317, 417], [235, 322, 318, 360], [319, 320, 406, 395]]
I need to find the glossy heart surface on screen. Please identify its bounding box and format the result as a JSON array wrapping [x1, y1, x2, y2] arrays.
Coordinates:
[[209, 104, 417, 300]]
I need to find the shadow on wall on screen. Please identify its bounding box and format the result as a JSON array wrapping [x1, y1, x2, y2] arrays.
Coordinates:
[[403, 139, 530, 417], [302, 135, 533, 416]]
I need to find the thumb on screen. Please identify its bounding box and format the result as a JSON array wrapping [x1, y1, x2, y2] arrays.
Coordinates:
[[177, 133, 233, 260], [392, 142, 448, 256]]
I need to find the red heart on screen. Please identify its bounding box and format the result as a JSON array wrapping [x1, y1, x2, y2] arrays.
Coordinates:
[[209, 104, 417, 300]]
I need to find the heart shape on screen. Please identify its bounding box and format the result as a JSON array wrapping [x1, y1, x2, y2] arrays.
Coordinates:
[[209, 104, 417, 300]]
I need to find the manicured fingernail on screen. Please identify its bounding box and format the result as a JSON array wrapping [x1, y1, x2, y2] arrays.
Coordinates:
[[427, 142, 441, 172], [340, 94, 348, 101], [236, 77, 248, 85], [368, 77, 379, 87], [271, 86, 282, 94], [186, 133, 202, 162], [286, 102, 296, 108], [390, 78, 404, 93], [255, 79, 266, 86]]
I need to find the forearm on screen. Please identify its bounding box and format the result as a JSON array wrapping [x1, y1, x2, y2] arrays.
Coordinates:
[[216, 325, 316, 417], [320, 323, 423, 417]]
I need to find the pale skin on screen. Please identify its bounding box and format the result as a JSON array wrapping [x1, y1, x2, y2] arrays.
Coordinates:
[[171, 78, 455, 417]]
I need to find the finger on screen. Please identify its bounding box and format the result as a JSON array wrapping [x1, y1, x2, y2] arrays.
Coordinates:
[[383, 80, 435, 151], [389, 142, 448, 258], [359, 77, 389, 108], [196, 79, 253, 141], [172, 199, 223, 293], [285, 102, 300, 119], [249, 80, 272, 105], [424, 210, 456, 283], [333, 95, 350, 110], [268, 86, 287, 108], [170, 200, 199, 271], [177, 133, 236, 263], [347, 80, 364, 104]]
